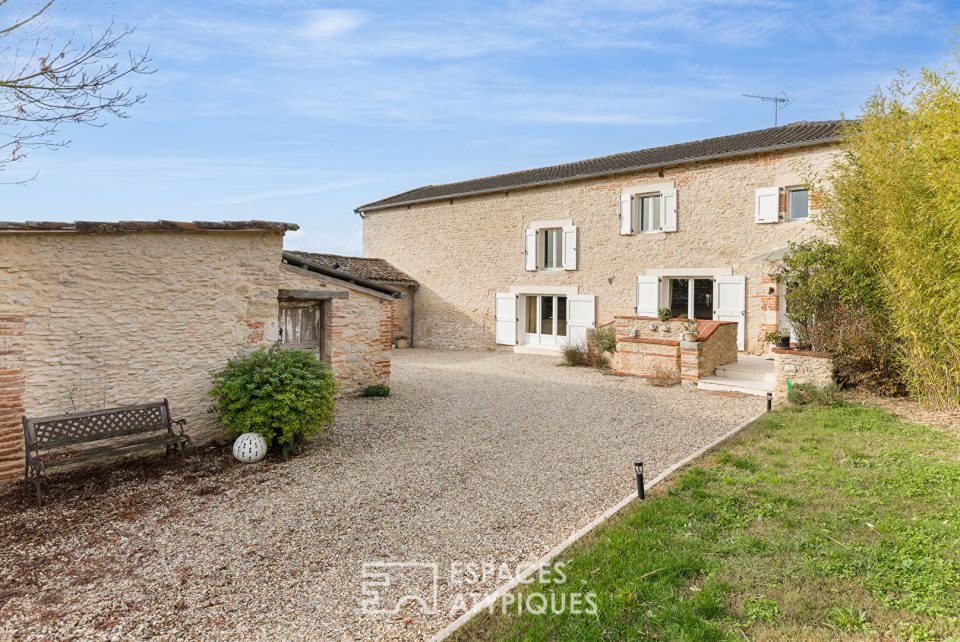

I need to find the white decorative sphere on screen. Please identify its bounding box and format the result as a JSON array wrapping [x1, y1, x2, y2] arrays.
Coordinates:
[[233, 432, 268, 463]]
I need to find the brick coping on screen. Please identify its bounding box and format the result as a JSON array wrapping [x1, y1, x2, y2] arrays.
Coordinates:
[[617, 337, 680, 346], [771, 347, 831, 358]]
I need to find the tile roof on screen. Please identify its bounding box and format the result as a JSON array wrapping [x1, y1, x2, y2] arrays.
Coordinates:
[[286, 251, 418, 285], [356, 120, 845, 212], [0, 220, 298, 233]]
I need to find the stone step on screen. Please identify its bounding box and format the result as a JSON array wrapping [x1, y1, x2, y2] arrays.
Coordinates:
[[714, 364, 776, 383], [697, 375, 774, 396]]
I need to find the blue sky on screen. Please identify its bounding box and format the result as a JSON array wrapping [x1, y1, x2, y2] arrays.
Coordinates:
[[1, 0, 957, 254]]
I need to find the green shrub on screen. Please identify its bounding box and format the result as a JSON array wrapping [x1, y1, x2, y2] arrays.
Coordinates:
[[775, 240, 904, 396], [658, 307, 671, 322], [361, 383, 391, 397], [593, 325, 617, 354], [209, 348, 336, 451], [787, 382, 846, 408], [561, 344, 592, 367]]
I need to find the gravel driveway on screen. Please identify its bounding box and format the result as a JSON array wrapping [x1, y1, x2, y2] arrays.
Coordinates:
[[0, 350, 761, 641]]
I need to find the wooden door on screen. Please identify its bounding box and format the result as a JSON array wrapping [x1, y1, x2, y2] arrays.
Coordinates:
[[279, 300, 322, 351]]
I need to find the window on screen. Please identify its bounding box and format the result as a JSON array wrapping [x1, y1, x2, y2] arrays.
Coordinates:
[[788, 188, 809, 220], [668, 278, 714, 320], [632, 194, 661, 232], [523, 294, 568, 346], [542, 228, 562, 269]]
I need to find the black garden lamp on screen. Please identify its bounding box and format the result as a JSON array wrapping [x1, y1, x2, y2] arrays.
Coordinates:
[[634, 459, 645, 500]]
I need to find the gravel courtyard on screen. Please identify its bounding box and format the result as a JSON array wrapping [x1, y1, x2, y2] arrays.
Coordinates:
[[0, 350, 761, 641]]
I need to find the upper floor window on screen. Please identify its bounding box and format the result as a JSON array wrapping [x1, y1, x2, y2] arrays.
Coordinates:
[[542, 228, 563, 269], [633, 194, 662, 232], [524, 222, 577, 271], [788, 188, 809, 220], [619, 184, 676, 234]]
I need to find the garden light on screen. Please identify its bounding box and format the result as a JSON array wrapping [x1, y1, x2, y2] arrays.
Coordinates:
[[634, 459, 645, 500]]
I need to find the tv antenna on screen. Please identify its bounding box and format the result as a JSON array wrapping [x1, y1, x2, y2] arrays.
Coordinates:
[[743, 91, 792, 126]]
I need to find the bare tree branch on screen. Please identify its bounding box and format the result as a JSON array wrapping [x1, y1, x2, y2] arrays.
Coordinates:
[[0, 1, 152, 179]]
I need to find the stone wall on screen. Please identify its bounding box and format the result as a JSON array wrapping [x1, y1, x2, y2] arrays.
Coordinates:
[[386, 283, 415, 344], [0, 315, 25, 482], [773, 347, 835, 399], [278, 266, 393, 395], [611, 316, 737, 385], [0, 230, 393, 483], [364, 145, 837, 353]]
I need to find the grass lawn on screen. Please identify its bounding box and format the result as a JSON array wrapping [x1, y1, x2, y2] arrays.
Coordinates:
[[455, 404, 960, 641]]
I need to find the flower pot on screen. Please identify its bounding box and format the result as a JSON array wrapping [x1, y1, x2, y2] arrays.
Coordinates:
[[395, 338, 409, 349], [648, 322, 659, 331], [659, 323, 671, 332], [683, 331, 699, 342]]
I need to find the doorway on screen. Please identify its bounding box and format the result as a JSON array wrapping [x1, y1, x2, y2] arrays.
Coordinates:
[[523, 294, 568, 347], [668, 278, 714, 319]]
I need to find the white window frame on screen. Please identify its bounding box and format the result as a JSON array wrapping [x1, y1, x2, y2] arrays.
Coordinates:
[[525, 219, 576, 272], [632, 192, 662, 233], [620, 181, 675, 235], [541, 227, 563, 270], [786, 186, 810, 221]]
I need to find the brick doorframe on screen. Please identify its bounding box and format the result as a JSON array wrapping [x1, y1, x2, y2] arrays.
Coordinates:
[[0, 315, 25, 482]]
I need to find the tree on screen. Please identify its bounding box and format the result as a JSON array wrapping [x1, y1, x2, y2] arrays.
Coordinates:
[[802, 48, 960, 409], [0, 1, 151, 179]]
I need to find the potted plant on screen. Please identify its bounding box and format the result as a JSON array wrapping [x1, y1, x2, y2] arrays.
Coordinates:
[[658, 307, 672, 332], [764, 331, 791, 349], [395, 335, 409, 349], [682, 320, 699, 342]]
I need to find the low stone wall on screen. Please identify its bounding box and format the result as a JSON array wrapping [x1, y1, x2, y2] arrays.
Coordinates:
[[611, 316, 738, 384], [773, 347, 835, 399], [612, 337, 679, 379]]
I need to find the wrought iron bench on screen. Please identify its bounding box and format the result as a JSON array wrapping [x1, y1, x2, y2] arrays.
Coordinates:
[[22, 399, 189, 505]]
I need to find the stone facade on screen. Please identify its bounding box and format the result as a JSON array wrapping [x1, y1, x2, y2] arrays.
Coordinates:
[[773, 347, 835, 399], [0, 229, 393, 483], [363, 145, 837, 353]]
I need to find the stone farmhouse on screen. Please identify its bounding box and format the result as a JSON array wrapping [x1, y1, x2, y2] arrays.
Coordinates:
[[358, 121, 842, 356], [0, 222, 410, 483]]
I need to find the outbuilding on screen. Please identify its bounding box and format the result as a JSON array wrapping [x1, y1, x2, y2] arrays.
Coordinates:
[[0, 221, 403, 483]]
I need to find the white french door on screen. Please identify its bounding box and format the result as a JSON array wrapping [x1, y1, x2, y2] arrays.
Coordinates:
[[523, 295, 568, 347]]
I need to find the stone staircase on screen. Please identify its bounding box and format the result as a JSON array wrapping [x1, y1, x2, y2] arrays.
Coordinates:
[[697, 354, 775, 396]]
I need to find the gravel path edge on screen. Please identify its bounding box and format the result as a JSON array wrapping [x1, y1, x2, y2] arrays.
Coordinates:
[[430, 410, 767, 642]]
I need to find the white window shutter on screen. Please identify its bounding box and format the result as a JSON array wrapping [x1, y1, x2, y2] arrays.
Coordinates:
[[524, 229, 537, 271], [661, 187, 677, 232], [561, 225, 577, 271], [495, 293, 518, 345], [755, 187, 779, 224], [619, 194, 633, 235], [566, 294, 595, 349], [636, 275, 659, 317], [715, 275, 746, 350]]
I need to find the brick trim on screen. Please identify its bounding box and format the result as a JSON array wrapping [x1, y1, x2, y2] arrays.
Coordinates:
[[0, 315, 25, 483]]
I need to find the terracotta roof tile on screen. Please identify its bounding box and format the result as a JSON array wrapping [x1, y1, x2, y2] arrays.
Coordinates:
[[286, 252, 417, 285]]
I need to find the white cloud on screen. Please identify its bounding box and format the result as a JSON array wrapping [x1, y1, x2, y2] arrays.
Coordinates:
[[298, 9, 367, 41]]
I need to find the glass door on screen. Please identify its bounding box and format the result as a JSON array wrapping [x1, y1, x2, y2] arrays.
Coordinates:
[[668, 278, 714, 319], [523, 295, 568, 346]]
